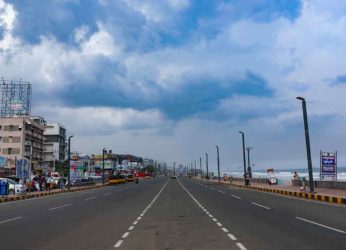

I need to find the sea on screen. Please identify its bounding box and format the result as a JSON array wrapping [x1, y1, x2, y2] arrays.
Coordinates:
[[221, 167, 346, 184]]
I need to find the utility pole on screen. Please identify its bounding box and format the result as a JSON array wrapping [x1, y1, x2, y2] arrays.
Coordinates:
[[239, 131, 247, 185], [199, 157, 202, 179], [67, 135, 73, 190], [216, 145, 220, 183], [246, 146, 253, 178], [205, 153, 209, 179], [102, 148, 106, 185], [194, 160, 197, 177], [296, 97, 314, 193], [173, 162, 176, 176]]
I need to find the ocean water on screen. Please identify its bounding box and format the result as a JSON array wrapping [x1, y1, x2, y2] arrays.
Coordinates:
[[222, 167, 346, 182]]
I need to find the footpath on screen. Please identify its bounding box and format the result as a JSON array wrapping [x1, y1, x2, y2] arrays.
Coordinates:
[[0, 183, 105, 204], [204, 178, 346, 205]]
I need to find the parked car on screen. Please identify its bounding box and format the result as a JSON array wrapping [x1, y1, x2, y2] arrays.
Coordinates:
[[126, 174, 135, 182], [0, 178, 26, 195], [87, 172, 102, 181], [109, 172, 126, 185]]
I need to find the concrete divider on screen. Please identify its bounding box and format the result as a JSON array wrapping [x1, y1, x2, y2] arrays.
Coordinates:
[[0, 183, 107, 204]]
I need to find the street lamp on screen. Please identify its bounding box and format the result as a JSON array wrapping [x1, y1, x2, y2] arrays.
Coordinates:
[[67, 135, 73, 190], [199, 157, 202, 179], [246, 146, 253, 178], [102, 148, 107, 185], [215, 145, 220, 183], [239, 131, 247, 185], [296, 97, 314, 193], [194, 160, 197, 177], [205, 153, 209, 179]]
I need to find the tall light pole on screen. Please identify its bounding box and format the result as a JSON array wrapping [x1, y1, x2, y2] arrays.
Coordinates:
[[239, 131, 246, 185], [67, 135, 73, 190], [246, 146, 253, 178], [102, 148, 106, 185], [205, 153, 209, 179], [199, 156, 202, 178], [215, 145, 220, 183], [296, 97, 314, 193], [194, 160, 197, 177]]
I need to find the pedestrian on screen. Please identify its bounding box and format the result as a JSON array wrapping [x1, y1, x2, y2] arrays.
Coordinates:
[[293, 172, 299, 180], [38, 175, 43, 191], [31, 179, 37, 192], [46, 176, 51, 192]]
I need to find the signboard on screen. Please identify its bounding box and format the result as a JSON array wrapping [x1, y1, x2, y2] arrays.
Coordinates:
[[0, 156, 6, 168], [320, 151, 337, 180], [70, 160, 86, 181], [16, 159, 30, 179]]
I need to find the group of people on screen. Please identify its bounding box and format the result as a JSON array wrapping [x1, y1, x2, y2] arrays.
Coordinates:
[[27, 175, 53, 192]]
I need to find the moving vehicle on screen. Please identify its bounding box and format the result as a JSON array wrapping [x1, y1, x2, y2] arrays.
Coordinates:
[[108, 172, 126, 185], [0, 178, 26, 195], [126, 174, 135, 182]]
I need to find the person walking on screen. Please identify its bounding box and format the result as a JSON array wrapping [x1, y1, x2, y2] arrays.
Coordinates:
[[46, 176, 51, 192]]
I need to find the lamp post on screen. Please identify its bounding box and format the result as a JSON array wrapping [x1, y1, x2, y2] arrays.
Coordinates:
[[215, 145, 220, 183], [205, 153, 209, 179], [296, 97, 314, 193], [199, 156, 202, 179], [67, 135, 73, 191], [102, 148, 106, 185], [239, 131, 246, 185], [246, 146, 253, 178], [194, 160, 197, 177]]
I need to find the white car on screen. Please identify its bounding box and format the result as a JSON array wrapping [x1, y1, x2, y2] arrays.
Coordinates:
[[0, 178, 26, 195], [87, 173, 102, 181]]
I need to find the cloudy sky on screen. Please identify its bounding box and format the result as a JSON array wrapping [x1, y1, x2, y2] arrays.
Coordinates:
[[1, 0, 346, 172]]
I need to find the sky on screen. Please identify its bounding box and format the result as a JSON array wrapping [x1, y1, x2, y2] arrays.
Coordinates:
[[1, 0, 346, 172]]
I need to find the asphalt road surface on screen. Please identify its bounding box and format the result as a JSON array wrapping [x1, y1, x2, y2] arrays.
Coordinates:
[[0, 176, 345, 250]]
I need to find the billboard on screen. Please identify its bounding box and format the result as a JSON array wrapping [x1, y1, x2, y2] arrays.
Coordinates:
[[16, 159, 30, 179], [70, 160, 86, 181], [320, 151, 337, 180]]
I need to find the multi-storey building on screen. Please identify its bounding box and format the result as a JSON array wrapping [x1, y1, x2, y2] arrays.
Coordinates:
[[42, 123, 66, 172], [0, 117, 45, 176]]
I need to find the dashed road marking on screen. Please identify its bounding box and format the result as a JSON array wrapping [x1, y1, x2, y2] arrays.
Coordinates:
[[113, 179, 170, 248], [251, 202, 271, 210], [0, 216, 22, 224], [232, 194, 242, 200], [178, 179, 246, 250], [104, 192, 111, 196], [48, 204, 72, 211], [236, 242, 247, 250], [296, 216, 346, 234], [218, 190, 225, 194], [122, 232, 130, 238], [228, 233, 237, 240], [85, 196, 96, 201]]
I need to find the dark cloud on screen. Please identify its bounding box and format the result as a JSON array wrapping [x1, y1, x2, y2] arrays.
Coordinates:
[[331, 74, 346, 86]]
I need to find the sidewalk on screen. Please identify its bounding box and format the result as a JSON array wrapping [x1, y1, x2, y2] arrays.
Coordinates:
[[203, 178, 346, 205], [0, 183, 105, 203]]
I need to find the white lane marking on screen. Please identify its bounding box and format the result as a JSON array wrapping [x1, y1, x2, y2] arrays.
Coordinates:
[[178, 179, 246, 249], [114, 240, 123, 248], [140, 213, 145, 216], [296, 217, 346, 234], [0, 216, 22, 224], [114, 179, 170, 248], [236, 242, 247, 250], [212, 218, 218, 222], [216, 222, 222, 227], [251, 202, 271, 210], [85, 196, 96, 201], [218, 190, 225, 194], [122, 232, 130, 238], [48, 204, 72, 211], [232, 194, 242, 200], [211, 187, 216, 190], [104, 192, 111, 196], [228, 234, 237, 240]]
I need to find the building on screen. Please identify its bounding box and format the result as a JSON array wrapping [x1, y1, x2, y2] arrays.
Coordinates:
[[42, 123, 67, 172], [0, 117, 45, 176]]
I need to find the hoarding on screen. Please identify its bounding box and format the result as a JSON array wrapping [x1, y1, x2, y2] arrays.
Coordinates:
[[0, 156, 6, 168], [320, 151, 337, 180]]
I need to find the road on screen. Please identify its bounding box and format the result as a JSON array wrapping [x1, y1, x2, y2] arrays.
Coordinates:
[[0, 176, 345, 250]]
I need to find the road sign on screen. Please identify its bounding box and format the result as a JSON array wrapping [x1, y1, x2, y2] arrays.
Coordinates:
[[320, 151, 337, 180]]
